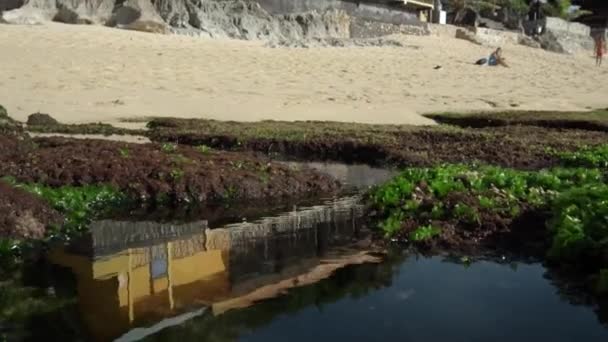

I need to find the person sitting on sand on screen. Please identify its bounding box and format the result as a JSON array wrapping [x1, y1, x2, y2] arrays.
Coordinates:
[[489, 48, 509, 67], [475, 48, 509, 67]]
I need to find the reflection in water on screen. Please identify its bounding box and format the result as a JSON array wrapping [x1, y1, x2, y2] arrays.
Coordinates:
[[48, 196, 378, 341], [282, 162, 397, 190], [143, 253, 608, 342]]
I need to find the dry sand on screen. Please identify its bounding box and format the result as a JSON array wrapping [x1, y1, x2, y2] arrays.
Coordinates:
[[1, 22, 607, 126]]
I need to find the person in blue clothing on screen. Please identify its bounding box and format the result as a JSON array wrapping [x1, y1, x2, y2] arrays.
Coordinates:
[[488, 48, 508, 67], [476, 48, 509, 67]]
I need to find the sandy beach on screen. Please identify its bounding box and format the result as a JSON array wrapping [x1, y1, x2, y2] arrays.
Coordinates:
[[1, 22, 607, 126]]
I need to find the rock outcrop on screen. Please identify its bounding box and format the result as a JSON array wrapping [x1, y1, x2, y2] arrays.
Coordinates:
[[1, 0, 426, 43], [0, 105, 23, 136], [524, 17, 595, 54], [26, 112, 59, 126]]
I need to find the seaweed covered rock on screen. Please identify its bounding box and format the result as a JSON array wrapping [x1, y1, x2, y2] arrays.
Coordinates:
[[0, 104, 22, 135], [0, 180, 63, 239], [0, 135, 340, 203], [26, 112, 58, 126]]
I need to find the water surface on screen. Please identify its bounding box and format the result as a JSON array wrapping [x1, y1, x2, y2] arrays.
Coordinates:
[[3, 163, 607, 341]]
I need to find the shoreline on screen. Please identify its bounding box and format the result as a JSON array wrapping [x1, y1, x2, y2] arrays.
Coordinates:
[[2, 22, 607, 126]]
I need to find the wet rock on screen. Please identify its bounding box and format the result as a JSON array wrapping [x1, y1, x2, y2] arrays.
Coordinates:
[[27, 112, 58, 126]]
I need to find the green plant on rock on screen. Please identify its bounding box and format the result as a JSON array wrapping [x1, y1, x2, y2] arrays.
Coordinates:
[[169, 169, 184, 181], [223, 185, 239, 203], [453, 203, 481, 225], [371, 163, 605, 237], [379, 211, 405, 237], [119, 147, 130, 158], [547, 185, 608, 264], [196, 145, 212, 154], [555, 144, 608, 169], [3, 179, 125, 234], [0, 239, 17, 261], [409, 225, 441, 242], [161, 143, 177, 153]]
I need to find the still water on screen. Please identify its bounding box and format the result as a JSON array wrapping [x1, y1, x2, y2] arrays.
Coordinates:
[[40, 201, 608, 342], [4, 163, 608, 341]]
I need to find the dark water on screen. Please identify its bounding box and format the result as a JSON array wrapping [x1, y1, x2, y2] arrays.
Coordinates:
[[142, 254, 608, 342], [3, 163, 608, 341], [281, 161, 397, 191]]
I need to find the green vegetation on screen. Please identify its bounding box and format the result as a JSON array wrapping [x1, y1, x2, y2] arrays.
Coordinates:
[[2, 177, 124, 235], [0, 178, 126, 269], [547, 185, 608, 264], [147, 117, 424, 145], [409, 225, 441, 242], [370, 141, 608, 293], [161, 142, 178, 153], [553, 144, 608, 168], [425, 109, 608, 131], [169, 169, 185, 181], [542, 0, 592, 21], [0, 278, 72, 324], [196, 144, 212, 154], [119, 147, 130, 158]]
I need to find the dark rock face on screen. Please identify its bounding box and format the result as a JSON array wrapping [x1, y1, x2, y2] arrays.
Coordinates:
[[0, 0, 24, 11], [453, 7, 478, 27], [3, 0, 426, 42], [535, 29, 567, 53], [27, 112, 59, 126]]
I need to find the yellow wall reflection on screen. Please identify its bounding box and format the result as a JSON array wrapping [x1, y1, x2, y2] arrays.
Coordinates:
[[49, 230, 231, 342]]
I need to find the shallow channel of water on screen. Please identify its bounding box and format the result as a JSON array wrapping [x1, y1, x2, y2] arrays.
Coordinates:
[[3, 163, 608, 341]]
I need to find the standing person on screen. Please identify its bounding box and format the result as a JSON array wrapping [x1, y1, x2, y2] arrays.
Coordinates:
[[596, 35, 606, 67]]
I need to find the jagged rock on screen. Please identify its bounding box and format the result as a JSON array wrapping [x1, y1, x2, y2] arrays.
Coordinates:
[[523, 17, 594, 54], [518, 35, 541, 49], [153, 0, 191, 28], [2, 0, 426, 45], [107, 0, 164, 26], [0, 0, 24, 11], [27, 112, 59, 126], [536, 30, 567, 54]]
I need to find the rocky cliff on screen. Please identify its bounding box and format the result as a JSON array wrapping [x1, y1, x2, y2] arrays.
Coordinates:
[[1, 0, 425, 44]]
